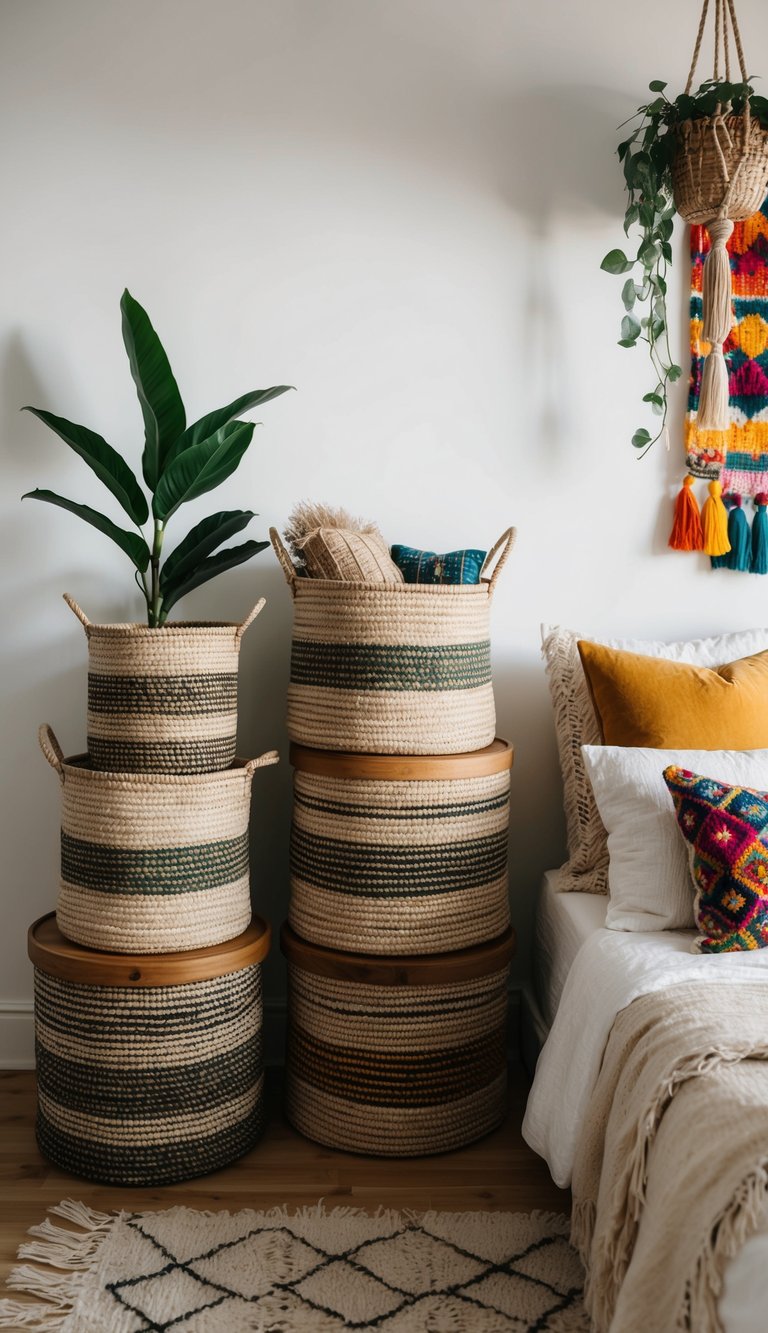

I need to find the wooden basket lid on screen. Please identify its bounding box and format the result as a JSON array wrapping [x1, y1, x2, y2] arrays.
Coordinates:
[[289, 738, 513, 781], [28, 913, 271, 987], [280, 922, 515, 985]]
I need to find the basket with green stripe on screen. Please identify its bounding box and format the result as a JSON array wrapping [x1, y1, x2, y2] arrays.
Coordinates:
[[39, 724, 278, 954], [28, 914, 270, 1186], [64, 593, 265, 775], [288, 741, 513, 955], [282, 923, 515, 1156], [270, 526, 515, 755]]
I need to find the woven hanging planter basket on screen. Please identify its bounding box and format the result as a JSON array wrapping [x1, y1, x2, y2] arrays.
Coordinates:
[[288, 741, 513, 955], [39, 724, 278, 954], [63, 593, 265, 775], [270, 525, 515, 755], [29, 914, 270, 1186], [282, 923, 515, 1156], [672, 0, 768, 430]]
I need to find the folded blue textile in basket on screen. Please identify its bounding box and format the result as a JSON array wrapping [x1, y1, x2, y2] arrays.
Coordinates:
[[390, 545, 487, 585]]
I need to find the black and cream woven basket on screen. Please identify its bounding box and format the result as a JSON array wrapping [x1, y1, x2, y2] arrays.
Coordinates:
[[270, 527, 515, 755], [39, 724, 278, 954], [64, 593, 264, 775], [288, 741, 513, 955], [281, 923, 515, 1156], [28, 914, 270, 1186]]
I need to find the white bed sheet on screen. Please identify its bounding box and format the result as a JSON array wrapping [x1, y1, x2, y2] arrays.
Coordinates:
[[533, 872, 607, 1031]]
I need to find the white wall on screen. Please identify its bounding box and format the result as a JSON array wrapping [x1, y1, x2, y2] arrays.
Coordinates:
[[2, 0, 767, 1063]]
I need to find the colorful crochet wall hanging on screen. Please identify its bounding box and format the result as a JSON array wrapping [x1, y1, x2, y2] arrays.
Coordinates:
[[669, 191, 768, 571]]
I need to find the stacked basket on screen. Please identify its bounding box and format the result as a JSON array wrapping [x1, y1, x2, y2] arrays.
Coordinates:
[[271, 525, 517, 1157], [28, 595, 277, 1186]]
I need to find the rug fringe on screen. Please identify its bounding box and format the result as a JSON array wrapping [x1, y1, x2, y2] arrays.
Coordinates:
[[0, 1200, 117, 1331]]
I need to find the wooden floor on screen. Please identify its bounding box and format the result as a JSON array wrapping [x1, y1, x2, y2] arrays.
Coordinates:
[[0, 1063, 569, 1291]]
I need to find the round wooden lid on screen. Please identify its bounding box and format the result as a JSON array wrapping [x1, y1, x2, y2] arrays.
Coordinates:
[[289, 738, 513, 780], [28, 913, 271, 987], [280, 922, 515, 985]]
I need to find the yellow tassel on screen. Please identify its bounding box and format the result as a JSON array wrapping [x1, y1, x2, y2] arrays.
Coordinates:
[[701, 479, 731, 557], [697, 217, 734, 432]]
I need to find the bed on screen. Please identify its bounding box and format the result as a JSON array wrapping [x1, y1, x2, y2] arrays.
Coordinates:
[[523, 875, 768, 1332]]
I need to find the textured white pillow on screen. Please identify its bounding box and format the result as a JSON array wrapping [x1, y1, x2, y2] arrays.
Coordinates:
[[541, 625, 768, 894], [581, 745, 768, 931]]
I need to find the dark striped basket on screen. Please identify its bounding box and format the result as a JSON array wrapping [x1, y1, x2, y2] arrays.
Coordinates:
[[28, 914, 270, 1186], [39, 724, 278, 954], [270, 527, 515, 755], [64, 593, 265, 774], [281, 923, 515, 1156], [288, 741, 513, 955]]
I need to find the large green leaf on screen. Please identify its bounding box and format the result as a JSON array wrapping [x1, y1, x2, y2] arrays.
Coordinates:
[[160, 539, 268, 618], [22, 407, 148, 525], [22, 489, 151, 570], [164, 386, 293, 468], [120, 289, 186, 492], [152, 421, 255, 522], [160, 509, 256, 593]]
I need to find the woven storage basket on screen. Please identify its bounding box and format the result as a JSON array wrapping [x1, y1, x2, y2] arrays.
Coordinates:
[[28, 913, 269, 1186], [63, 593, 265, 774], [673, 112, 768, 224], [270, 526, 515, 755], [288, 740, 513, 955], [281, 923, 515, 1156], [39, 724, 278, 954]]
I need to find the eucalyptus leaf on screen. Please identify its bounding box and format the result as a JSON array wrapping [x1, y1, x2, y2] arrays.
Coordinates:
[[21, 489, 150, 570], [22, 407, 148, 525], [621, 278, 637, 310], [601, 248, 633, 275], [160, 539, 269, 618], [631, 428, 652, 448], [667, 364, 684, 382], [621, 313, 641, 341], [121, 289, 186, 491]]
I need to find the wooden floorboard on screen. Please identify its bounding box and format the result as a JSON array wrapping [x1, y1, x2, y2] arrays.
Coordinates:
[[0, 1063, 568, 1293]]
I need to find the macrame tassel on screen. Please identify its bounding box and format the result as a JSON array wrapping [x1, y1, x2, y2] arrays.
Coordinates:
[[726, 495, 751, 571], [697, 217, 735, 431], [752, 494, 768, 574], [711, 493, 734, 568], [701, 480, 731, 557], [669, 475, 704, 551]]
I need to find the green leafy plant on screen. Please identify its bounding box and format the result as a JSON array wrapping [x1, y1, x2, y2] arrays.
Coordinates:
[[23, 291, 292, 625], [601, 78, 768, 455]]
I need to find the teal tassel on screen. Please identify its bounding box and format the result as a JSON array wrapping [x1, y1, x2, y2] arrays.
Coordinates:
[[752, 494, 768, 575], [726, 496, 751, 571], [711, 493, 735, 569]]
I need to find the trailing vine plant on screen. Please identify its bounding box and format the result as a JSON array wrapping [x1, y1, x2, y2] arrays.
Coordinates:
[[602, 78, 768, 456]]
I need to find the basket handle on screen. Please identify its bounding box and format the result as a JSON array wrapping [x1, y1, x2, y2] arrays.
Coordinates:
[[245, 749, 280, 776], [63, 593, 92, 636], [481, 527, 516, 596], [269, 527, 297, 595], [236, 597, 266, 642], [38, 724, 65, 779]]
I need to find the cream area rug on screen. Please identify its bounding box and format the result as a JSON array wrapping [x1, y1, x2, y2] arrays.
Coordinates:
[[0, 1200, 588, 1331]]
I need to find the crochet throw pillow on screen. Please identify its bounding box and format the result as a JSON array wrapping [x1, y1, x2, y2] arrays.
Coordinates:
[[663, 765, 768, 953], [391, 545, 487, 585]]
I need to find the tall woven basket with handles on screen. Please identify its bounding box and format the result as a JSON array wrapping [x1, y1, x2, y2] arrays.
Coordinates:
[[288, 741, 513, 955], [39, 724, 278, 954], [29, 915, 270, 1186], [63, 594, 265, 775], [282, 923, 515, 1156], [270, 526, 515, 755]]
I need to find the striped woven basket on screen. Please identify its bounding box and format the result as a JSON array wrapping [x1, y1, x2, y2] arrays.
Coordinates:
[[288, 741, 512, 955], [270, 526, 515, 755], [39, 724, 278, 954], [64, 593, 265, 774], [282, 923, 515, 1156], [28, 914, 269, 1186]]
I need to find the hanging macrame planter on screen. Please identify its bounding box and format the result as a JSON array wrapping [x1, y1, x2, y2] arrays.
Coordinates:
[[673, 0, 768, 430]]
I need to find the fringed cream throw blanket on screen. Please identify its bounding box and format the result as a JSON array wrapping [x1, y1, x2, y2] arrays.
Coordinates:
[[571, 981, 768, 1333]]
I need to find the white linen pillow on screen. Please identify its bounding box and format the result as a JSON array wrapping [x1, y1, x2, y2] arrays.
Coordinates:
[[541, 625, 768, 895], [581, 745, 768, 931]]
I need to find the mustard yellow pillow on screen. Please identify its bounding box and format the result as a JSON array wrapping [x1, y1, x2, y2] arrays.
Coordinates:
[[577, 641, 768, 748]]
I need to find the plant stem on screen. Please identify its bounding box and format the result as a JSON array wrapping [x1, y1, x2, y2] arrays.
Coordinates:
[[149, 520, 165, 627]]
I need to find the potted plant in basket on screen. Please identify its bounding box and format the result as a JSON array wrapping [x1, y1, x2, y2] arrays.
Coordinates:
[[23, 290, 293, 773], [601, 0, 768, 458]]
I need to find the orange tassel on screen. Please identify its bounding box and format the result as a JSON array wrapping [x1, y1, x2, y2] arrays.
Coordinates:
[[668, 475, 704, 551], [701, 479, 731, 557]]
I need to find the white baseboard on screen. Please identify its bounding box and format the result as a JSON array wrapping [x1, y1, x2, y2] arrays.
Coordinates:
[[1, 988, 522, 1071]]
